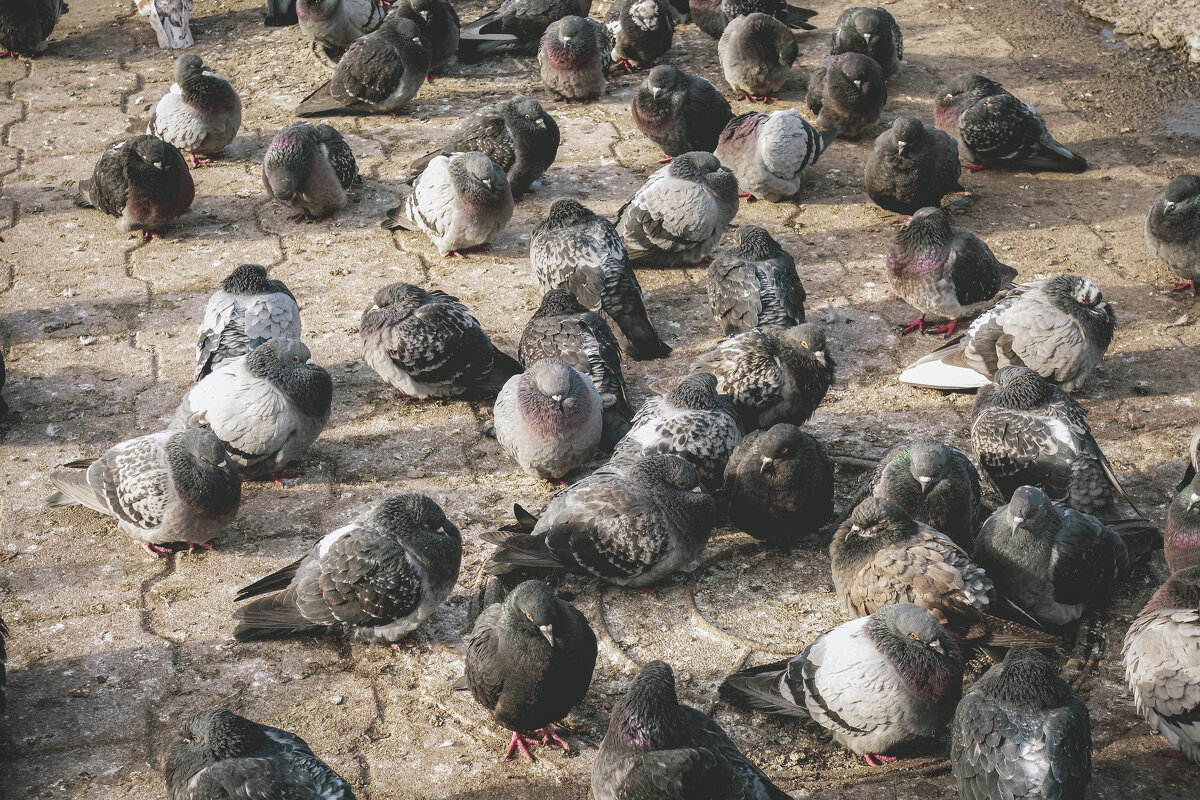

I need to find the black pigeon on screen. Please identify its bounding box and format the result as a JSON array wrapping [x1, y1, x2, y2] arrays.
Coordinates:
[[0, 0, 66, 56], [457, 0, 588, 62], [830, 6, 903, 77], [75, 135, 195, 238], [806, 52, 886, 140], [1166, 474, 1200, 573], [539, 15, 611, 101], [605, 0, 674, 73], [1145, 173, 1200, 295], [593, 660, 791, 800], [164, 709, 355, 800], [389, 0, 461, 76], [457, 580, 597, 761], [689, 0, 816, 40], [865, 116, 963, 215], [265, 0, 298, 27], [706, 225, 806, 335], [631, 65, 733, 159]]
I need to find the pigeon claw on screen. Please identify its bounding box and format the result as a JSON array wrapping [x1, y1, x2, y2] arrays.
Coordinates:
[[504, 730, 541, 761], [659, 155, 673, 164], [268, 471, 301, 486], [140, 229, 163, 242], [962, 163, 986, 172], [1172, 279, 1198, 295], [187, 541, 215, 554], [931, 319, 960, 338], [738, 192, 757, 203], [537, 724, 571, 752], [425, 72, 438, 83], [901, 314, 927, 335], [144, 542, 178, 556], [863, 752, 898, 766]]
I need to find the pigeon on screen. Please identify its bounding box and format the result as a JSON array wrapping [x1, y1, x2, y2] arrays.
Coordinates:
[[518, 289, 634, 447], [483, 453, 715, 587], [605, 0, 674, 73], [165, 709, 355, 800], [830, 7, 903, 77], [864, 116, 963, 215], [615, 152, 739, 267], [295, 13, 432, 117], [494, 357, 603, 480], [538, 15, 611, 101], [171, 338, 333, 481], [147, 54, 243, 166], [717, 13, 798, 102], [1145, 174, 1200, 294], [806, 52, 886, 140], [1179, 426, 1200, 492], [389, 0, 460, 76], [1167, 474, 1200, 573], [594, 660, 791, 800], [724, 423, 834, 544], [529, 198, 671, 360], [1123, 566, 1200, 765], [297, 0, 387, 51], [713, 108, 836, 202], [46, 429, 241, 555], [690, 0, 816, 40], [609, 372, 743, 490], [265, 0, 298, 26], [233, 493, 461, 644], [719, 603, 963, 765], [934, 73, 1088, 173], [137, 0, 192, 49], [410, 96, 559, 198], [898, 275, 1116, 392], [75, 135, 195, 238], [458, 0, 588, 62], [360, 282, 523, 399], [381, 151, 514, 256], [0, 0, 66, 56], [885, 206, 1017, 337], [631, 65, 733, 158], [193, 264, 302, 382], [262, 121, 359, 221], [705, 224, 806, 334], [690, 322, 834, 430], [951, 646, 1092, 800], [458, 580, 598, 760], [969, 366, 1137, 517]]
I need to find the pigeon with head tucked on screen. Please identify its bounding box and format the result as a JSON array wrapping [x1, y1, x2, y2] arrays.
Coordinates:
[[148, 54, 243, 165], [193, 264, 301, 382], [605, 0, 674, 73], [458, 0, 588, 62], [1146, 174, 1200, 295], [539, 15, 611, 101], [706, 225, 806, 334], [1167, 473, 1200, 573], [631, 65, 733, 159], [262, 122, 359, 221], [690, 0, 816, 40], [714, 108, 836, 202], [75, 135, 195, 237], [830, 7, 902, 77], [389, 0, 460, 76], [0, 0, 66, 56], [865, 116, 963, 215], [806, 52, 886, 140], [717, 12, 797, 102], [297, 0, 387, 51]]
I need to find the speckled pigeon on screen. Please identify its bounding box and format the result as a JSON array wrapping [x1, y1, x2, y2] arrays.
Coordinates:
[[631, 65, 733, 158], [714, 108, 835, 202], [0, 0, 66, 56], [605, 0, 674, 73], [1166, 474, 1200, 573], [865, 116, 963, 215], [806, 52, 886, 140], [539, 15, 610, 101], [830, 7, 902, 77], [297, 0, 387, 51], [75, 135, 195, 237], [148, 54, 243, 165], [193, 264, 301, 382], [458, 0, 588, 62], [717, 13, 797, 101], [389, 0, 460, 76], [690, 0, 816, 40], [1145, 174, 1200, 294], [705, 224, 806, 334], [262, 121, 359, 220]]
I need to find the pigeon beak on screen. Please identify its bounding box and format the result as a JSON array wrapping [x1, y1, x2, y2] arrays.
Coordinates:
[[1189, 492, 1200, 512], [305, 358, 316, 365], [850, 524, 861, 533], [917, 476, 932, 493], [539, 624, 554, 647], [651, 86, 663, 98], [152, 160, 164, 169], [1011, 515, 1024, 532], [863, 33, 872, 43], [813, 350, 826, 366], [896, 140, 906, 155], [760, 456, 774, 474], [535, 118, 546, 128], [1165, 201, 1177, 215], [481, 178, 492, 190], [928, 639, 945, 655], [551, 394, 563, 404], [691, 485, 703, 493], [853, 79, 862, 90]]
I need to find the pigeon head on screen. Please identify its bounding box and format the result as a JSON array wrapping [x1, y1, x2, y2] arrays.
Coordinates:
[[1166, 475, 1200, 572], [1151, 174, 1200, 239], [1005, 485, 1060, 538], [370, 281, 430, 312], [632, 453, 704, 493], [752, 423, 811, 475], [936, 73, 997, 112], [174, 53, 206, 82], [370, 492, 461, 544], [898, 206, 952, 251], [298, 0, 341, 21], [849, 7, 884, 38], [174, 709, 265, 760], [779, 322, 830, 368], [666, 372, 728, 412], [634, 454, 715, 532], [451, 152, 509, 200], [532, 288, 588, 319], [129, 135, 177, 172], [1172, 472, 1200, 517], [167, 429, 241, 517], [1141, 565, 1200, 614], [219, 264, 294, 300], [547, 15, 599, 63], [989, 366, 1054, 409], [889, 116, 926, 156], [543, 198, 593, 229], [832, 52, 880, 98], [507, 96, 551, 130], [386, 15, 425, 44], [669, 151, 719, 179], [1043, 274, 1116, 348], [403, 0, 435, 19], [503, 580, 561, 647], [1163, 173, 1200, 205], [975, 646, 1077, 709], [645, 64, 684, 97], [246, 338, 333, 416], [733, 225, 784, 259], [607, 660, 687, 751], [836, 496, 919, 554], [869, 603, 962, 707], [519, 358, 595, 428], [905, 439, 952, 494]]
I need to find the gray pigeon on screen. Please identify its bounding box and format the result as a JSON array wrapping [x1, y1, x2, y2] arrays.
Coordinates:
[[389, 0, 460, 76], [886, 206, 1017, 337], [148, 54, 243, 166], [529, 199, 671, 360], [193, 264, 301, 382], [171, 338, 333, 481], [539, 15, 610, 101], [806, 52, 886, 140], [706, 224, 806, 334], [457, 0, 587, 62], [690, 0, 816, 40], [605, 0, 674, 73], [594, 660, 791, 800], [717, 12, 797, 101], [864, 116, 962, 215], [830, 6, 903, 77], [262, 121, 359, 221], [46, 429, 241, 555], [233, 493, 461, 644], [1145, 174, 1200, 294], [382, 151, 514, 256], [1166, 474, 1200, 573], [631, 65, 733, 159], [75, 135, 195, 238], [615, 152, 739, 267], [360, 282, 523, 398], [713, 108, 836, 202], [297, 0, 387, 51], [494, 357, 603, 480], [0, 0, 65, 56], [951, 647, 1092, 800], [719, 603, 963, 765], [899, 275, 1116, 392], [165, 709, 355, 800]]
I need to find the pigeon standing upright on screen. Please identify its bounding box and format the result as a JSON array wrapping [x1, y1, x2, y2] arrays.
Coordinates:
[[193, 264, 302, 382], [389, 0, 460, 77], [830, 6, 903, 77], [0, 0, 66, 56], [75, 135, 195, 238], [717, 12, 798, 102], [538, 15, 611, 101], [297, 0, 387, 51], [631, 65, 733, 158], [138, 0, 193, 49], [690, 0, 816, 40], [1166, 474, 1200, 573], [864, 116, 963, 215], [806, 52, 886, 140], [1145, 174, 1200, 294], [705, 224, 806, 334], [147, 54, 243, 165], [262, 122, 359, 221], [714, 108, 836, 202], [605, 0, 674, 73], [865, 437, 982, 550], [457, 0, 589, 62]]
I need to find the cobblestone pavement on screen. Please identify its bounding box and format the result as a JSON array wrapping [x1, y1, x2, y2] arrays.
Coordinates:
[[1, 0, 1199, 798]]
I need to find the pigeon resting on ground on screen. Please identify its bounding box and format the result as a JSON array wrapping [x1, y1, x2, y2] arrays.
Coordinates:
[[458, 580, 598, 760], [147, 54, 243, 165], [951, 646, 1092, 800], [865, 116, 963, 215], [262, 121, 359, 220], [706, 224, 806, 334], [138, 0, 193, 49], [1145, 174, 1200, 294], [605, 0, 674, 73], [717, 13, 797, 101], [233, 493, 461, 643], [0, 0, 66, 56], [360, 282, 523, 399], [631, 65, 733, 158], [865, 437, 982, 550], [1167, 474, 1200, 573], [297, 0, 387, 51], [719, 603, 963, 765], [830, 6, 903, 77], [594, 660, 791, 800], [806, 52, 886, 140], [539, 15, 611, 101], [690, 0, 816, 40], [46, 429, 241, 555], [934, 73, 1088, 173], [714, 108, 836, 202], [389, 0, 460, 75], [75, 135, 195, 237], [193, 264, 301, 382], [458, 0, 589, 62], [165, 709, 355, 800]]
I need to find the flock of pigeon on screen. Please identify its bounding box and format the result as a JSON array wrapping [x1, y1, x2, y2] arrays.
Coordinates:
[[1, 0, 1199, 798]]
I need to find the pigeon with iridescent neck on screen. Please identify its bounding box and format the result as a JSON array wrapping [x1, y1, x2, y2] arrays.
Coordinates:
[[262, 122, 359, 221], [830, 7, 903, 77], [865, 116, 963, 215], [539, 15, 610, 101], [1145, 174, 1200, 294], [1166, 473, 1200, 573]]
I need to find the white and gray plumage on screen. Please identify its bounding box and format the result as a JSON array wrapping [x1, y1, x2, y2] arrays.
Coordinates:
[[75, 135, 196, 236], [165, 709, 355, 800], [46, 429, 241, 554], [539, 15, 610, 101], [604, 0, 674, 73], [457, 0, 587, 63], [193, 264, 301, 382], [147, 54, 243, 164], [615, 151, 739, 267], [171, 338, 333, 481], [262, 121, 359, 220], [382, 151, 514, 256], [806, 52, 886, 140], [137, 0, 193, 49], [706, 224, 805, 334], [1146, 174, 1200, 294], [830, 6, 903, 77], [713, 108, 835, 202], [717, 12, 797, 102], [297, 0, 387, 51], [0, 0, 66, 55], [865, 116, 963, 215]]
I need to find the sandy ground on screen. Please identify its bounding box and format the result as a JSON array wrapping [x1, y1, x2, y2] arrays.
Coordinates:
[[1, 0, 1200, 797]]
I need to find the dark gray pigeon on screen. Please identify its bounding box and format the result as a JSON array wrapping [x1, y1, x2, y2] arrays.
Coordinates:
[[233, 493, 461, 644], [193, 264, 301, 382], [865, 116, 962, 215], [148, 54, 243, 165], [165, 709, 355, 800], [539, 15, 610, 100], [717, 12, 797, 101], [714, 108, 835, 202], [266, 0, 298, 26], [262, 121, 359, 221], [934, 73, 1087, 173], [690, 0, 816, 39], [389, 0, 460, 76], [594, 660, 791, 800], [75, 135, 195, 238], [46, 429, 241, 555], [719, 603, 963, 766], [1166, 474, 1200, 573], [830, 6, 902, 77], [458, 580, 597, 760], [458, 0, 588, 62], [899, 275, 1116, 391], [631, 65, 733, 159], [0, 0, 65, 56], [706, 224, 806, 334], [806, 52, 886, 140], [724, 423, 833, 544], [951, 646, 1092, 800], [886, 205, 1016, 337], [360, 282, 523, 399], [1145, 174, 1200, 295], [297, 0, 387, 51], [605, 0, 674, 73]]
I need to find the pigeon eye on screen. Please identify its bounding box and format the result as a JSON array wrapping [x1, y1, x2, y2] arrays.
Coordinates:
[[909, 632, 920, 641], [801, 341, 808, 348], [525, 613, 533, 622], [292, 356, 299, 362]]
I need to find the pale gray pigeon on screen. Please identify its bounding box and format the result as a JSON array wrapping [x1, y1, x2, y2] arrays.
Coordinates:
[[806, 52, 886, 140], [262, 121, 359, 221], [706, 224, 806, 334], [604, 0, 674, 73], [539, 15, 610, 101], [0, 0, 66, 56], [75, 135, 195, 238], [865, 116, 963, 215], [714, 108, 836, 202], [148, 54, 243, 165], [830, 7, 903, 77], [297, 0, 387, 51], [1145, 174, 1200, 294], [717, 12, 797, 101], [193, 264, 301, 382]]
